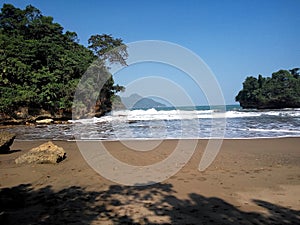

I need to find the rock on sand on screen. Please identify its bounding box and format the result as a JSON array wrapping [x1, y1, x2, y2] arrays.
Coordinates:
[[15, 141, 66, 164]]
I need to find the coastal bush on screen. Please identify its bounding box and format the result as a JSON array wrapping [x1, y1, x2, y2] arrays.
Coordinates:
[[236, 68, 300, 109]]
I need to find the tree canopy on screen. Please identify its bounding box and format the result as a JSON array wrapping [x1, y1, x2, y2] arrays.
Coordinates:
[[0, 4, 126, 120], [236, 68, 300, 109]]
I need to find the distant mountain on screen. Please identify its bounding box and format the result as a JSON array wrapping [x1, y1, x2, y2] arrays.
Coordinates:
[[121, 94, 166, 109]]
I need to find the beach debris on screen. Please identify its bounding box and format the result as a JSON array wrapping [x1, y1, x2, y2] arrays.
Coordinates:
[[0, 131, 16, 153], [15, 141, 66, 164]]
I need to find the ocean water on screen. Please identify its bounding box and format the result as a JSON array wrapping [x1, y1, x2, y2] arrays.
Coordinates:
[[3, 105, 300, 140]]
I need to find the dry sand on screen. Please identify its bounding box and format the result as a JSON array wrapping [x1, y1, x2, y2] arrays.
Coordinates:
[[0, 138, 299, 224]]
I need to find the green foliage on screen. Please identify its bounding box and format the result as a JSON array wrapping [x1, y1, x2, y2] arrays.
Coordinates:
[[88, 34, 128, 66], [0, 4, 126, 117], [236, 68, 300, 109]]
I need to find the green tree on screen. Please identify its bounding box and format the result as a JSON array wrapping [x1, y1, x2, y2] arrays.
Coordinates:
[[236, 68, 300, 109], [88, 34, 128, 66], [289, 68, 300, 79], [235, 76, 260, 108], [0, 4, 126, 120]]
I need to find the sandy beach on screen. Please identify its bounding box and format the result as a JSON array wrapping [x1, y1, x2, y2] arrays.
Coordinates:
[[0, 138, 299, 224]]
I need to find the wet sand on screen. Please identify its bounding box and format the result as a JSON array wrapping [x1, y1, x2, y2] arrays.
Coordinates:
[[0, 138, 300, 224]]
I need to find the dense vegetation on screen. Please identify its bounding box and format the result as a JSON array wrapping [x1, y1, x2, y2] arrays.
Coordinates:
[[236, 68, 300, 109], [0, 4, 126, 120]]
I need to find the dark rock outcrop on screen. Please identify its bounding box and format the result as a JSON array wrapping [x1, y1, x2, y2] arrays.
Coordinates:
[[0, 132, 16, 153]]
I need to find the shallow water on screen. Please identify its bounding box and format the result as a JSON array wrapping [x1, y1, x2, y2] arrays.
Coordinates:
[[2, 105, 300, 140]]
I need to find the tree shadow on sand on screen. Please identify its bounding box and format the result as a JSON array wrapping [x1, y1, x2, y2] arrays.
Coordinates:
[[0, 183, 299, 224]]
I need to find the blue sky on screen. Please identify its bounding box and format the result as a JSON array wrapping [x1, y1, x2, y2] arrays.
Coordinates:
[[2, 0, 300, 105]]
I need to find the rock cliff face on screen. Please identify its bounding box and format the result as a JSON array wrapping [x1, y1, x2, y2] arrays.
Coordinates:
[[15, 141, 66, 164], [0, 107, 72, 125], [0, 103, 111, 125]]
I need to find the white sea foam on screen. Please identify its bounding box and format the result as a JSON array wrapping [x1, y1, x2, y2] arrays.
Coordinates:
[[70, 108, 300, 124], [247, 128, 300, 133]]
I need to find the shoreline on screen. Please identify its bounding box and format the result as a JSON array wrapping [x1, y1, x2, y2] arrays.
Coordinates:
[[1, 138, 299, 224], [11, 135, 300, 142]]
